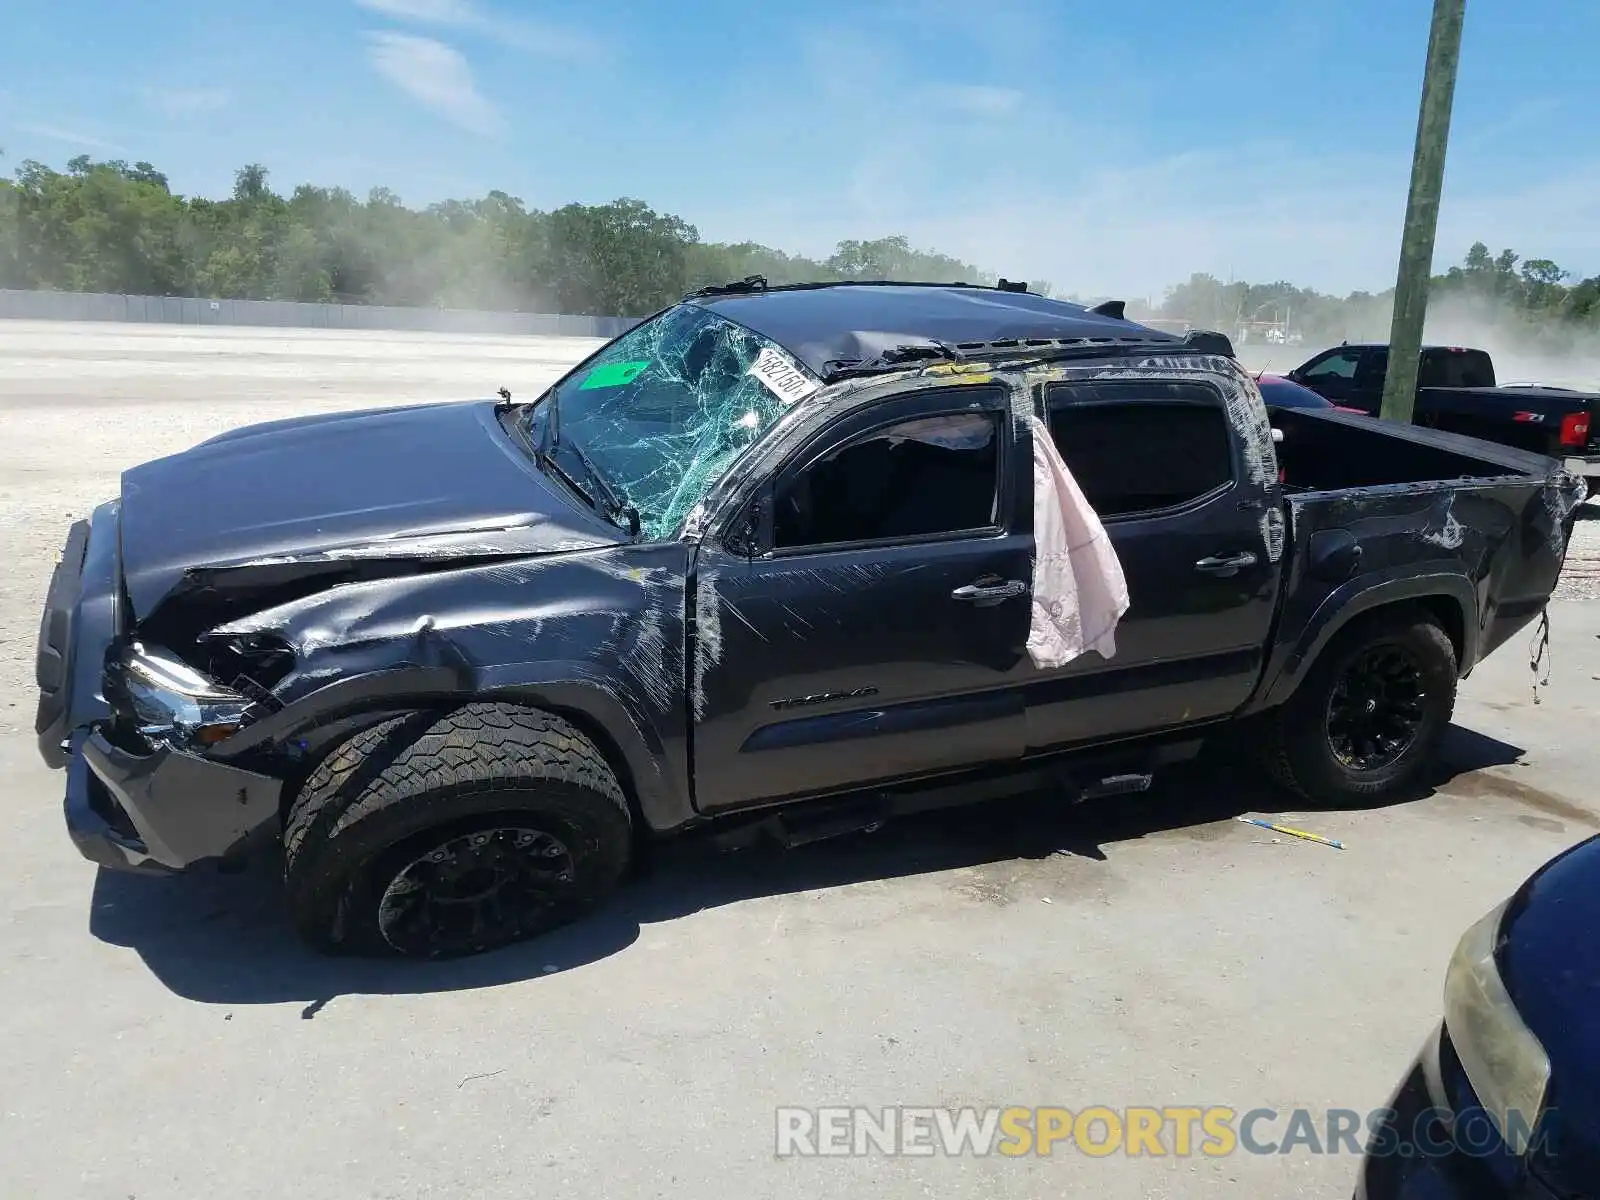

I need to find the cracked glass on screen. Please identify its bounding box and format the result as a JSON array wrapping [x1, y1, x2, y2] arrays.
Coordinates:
[[521, 303, 819, 540]]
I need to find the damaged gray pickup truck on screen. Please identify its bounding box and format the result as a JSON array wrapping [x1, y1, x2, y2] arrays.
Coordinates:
[[34, 281, 1586, 959]]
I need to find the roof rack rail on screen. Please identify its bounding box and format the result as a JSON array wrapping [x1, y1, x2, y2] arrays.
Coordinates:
[[683, 274, 769, 299], [1179, 328, 1236, 357], [684, 278, 1056, 302]]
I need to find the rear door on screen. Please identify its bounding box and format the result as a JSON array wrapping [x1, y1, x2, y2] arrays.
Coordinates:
[[1348, 347, 1389, 413], [689, 384, 1035, 813], [1022, 379, 1286, 752]]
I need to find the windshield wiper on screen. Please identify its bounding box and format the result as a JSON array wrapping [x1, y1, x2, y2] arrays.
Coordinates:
[[561, 437, 642, 538]]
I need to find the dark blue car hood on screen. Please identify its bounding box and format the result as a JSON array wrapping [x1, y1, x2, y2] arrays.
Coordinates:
[[1497, 833, 1600, 1190], [117, 400, 620, 620]]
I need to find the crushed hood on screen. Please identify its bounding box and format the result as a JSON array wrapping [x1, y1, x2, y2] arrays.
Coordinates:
[[118, 399, 620, 619]]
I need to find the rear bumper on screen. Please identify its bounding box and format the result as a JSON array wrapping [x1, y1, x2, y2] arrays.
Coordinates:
[[62, 727, 283, 874], [1562, 454, 1600, 479]]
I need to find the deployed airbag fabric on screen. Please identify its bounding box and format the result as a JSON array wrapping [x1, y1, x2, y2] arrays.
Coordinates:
[[1024, 413, 1131, 669]]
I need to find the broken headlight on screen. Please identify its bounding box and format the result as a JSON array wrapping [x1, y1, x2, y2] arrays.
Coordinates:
[[1441, 898, 1551, 1153], [118, 642, 253, 750]]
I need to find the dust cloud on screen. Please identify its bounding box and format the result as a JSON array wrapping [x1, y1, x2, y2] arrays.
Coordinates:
[[1237, 292, 1600, 390]]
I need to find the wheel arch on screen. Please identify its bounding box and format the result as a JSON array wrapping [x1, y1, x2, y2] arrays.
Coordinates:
[[1251, 571, 1477, 713], [222, 664, 694, 837]]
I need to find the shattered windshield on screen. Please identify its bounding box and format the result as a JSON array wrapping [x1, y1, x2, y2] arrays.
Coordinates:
[[521, 303, 820, 539]]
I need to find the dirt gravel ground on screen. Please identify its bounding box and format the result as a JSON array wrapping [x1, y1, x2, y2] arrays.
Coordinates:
[[1, 321, 1598, 1200]]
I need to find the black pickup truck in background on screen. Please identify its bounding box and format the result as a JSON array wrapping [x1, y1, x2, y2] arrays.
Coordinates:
[[1286, 343, 1600, 496], [31, 283, 1590, 959]]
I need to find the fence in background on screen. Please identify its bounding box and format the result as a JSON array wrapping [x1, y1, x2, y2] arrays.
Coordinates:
[[0, 289, 639, 339]]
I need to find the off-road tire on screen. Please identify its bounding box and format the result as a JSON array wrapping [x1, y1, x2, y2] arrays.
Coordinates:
[[1259, 608, 1458, 806], [283, 703, 632, 959]]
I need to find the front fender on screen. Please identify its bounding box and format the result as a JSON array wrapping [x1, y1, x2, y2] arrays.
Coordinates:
[[477, 662, 690, 834], [212, 660, 693, 834], [197, 542, 698, 832], [1250, 567, 1479, 713]]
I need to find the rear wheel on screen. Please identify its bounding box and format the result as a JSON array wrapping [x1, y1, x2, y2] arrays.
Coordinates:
[[1261, 608, 1457, 806], [283, 703, 633, 959]]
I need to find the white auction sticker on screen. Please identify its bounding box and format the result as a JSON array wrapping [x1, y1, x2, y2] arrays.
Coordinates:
[[747, 347, 820, 404]]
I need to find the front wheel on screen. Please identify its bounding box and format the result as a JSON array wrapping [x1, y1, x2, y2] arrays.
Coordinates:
[[283, 704, 633, 959], [1260, 608, 1458, 806]]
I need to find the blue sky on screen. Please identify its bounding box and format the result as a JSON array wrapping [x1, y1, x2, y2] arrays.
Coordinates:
[[2, 0, 1596, 299]]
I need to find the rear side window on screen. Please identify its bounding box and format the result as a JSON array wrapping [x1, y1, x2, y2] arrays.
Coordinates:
[[1354, 348, 1389, 385], [1419, 349, 1494, 389], [1046, 384, 1234, 518]]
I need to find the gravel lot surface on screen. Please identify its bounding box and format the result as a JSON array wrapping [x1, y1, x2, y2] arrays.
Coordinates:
[[1, 322, 1596, 1200]]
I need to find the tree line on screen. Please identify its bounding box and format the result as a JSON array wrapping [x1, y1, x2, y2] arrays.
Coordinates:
[[1125, 243, 1600, 354], [2, 155, 1597, 348], [0, 156, 1000, 317]]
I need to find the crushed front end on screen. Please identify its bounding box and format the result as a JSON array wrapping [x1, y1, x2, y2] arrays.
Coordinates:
[[34, 504, 284, 874]]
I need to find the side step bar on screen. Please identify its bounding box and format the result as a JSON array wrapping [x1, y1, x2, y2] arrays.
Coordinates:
[[707, 743, 1192, 852]]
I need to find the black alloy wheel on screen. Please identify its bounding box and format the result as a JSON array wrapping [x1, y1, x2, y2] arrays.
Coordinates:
[[376, 824, 578, 958], [1324, 645, 1427, 773]]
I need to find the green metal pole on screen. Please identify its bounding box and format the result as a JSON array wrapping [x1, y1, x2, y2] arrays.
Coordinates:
[[1379, 0, 1467, 424]]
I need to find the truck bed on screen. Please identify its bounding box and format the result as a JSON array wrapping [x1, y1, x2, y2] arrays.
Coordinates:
[[1265, 406, 1582, 685], [1416, 384, 1600, 464]]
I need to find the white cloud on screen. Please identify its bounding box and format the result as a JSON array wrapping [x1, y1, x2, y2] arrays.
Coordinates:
[[364, 31, 502, 135], [354, 0, 602, 60], [705, 26, 1600, 299], [355, 0, 476, 20], [703, 145, 1600, 302], [929, 84, 1023, 117], [14, 122, 127, 154], [143, 87, 231, 117]]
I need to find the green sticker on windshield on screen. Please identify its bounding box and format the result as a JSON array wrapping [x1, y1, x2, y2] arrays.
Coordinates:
[[579, 360, 650, 390]]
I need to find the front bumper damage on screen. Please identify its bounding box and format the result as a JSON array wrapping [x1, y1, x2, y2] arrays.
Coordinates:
[[63, 728, 282, 874], [38, 506, 284, 874]]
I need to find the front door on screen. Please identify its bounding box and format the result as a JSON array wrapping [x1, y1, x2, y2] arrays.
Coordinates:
[[689, 385, 1034, 814], [1293, 346, 1364, 406]]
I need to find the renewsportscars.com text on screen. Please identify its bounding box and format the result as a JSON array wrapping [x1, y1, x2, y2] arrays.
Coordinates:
[[774, 1105, 1549, 1159]]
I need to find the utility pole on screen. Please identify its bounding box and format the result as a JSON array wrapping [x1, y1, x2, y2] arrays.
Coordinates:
[[1379, 0, 1467, 423]]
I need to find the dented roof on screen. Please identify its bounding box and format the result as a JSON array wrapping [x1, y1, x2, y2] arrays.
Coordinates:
[[694, 283, 1181, 377]]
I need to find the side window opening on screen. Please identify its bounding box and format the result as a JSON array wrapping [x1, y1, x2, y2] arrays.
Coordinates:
[[1302, 350, 1362, 381], [1047, 401, 1234, 518], [1354, 348, 1389, 386], [773, 412, 1002, 549], [1419, 349, 1494, 389]]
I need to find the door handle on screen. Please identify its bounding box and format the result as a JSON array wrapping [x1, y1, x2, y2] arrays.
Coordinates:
[[1194, 551, 1258, 578], [951, 578, 1028, 606]]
